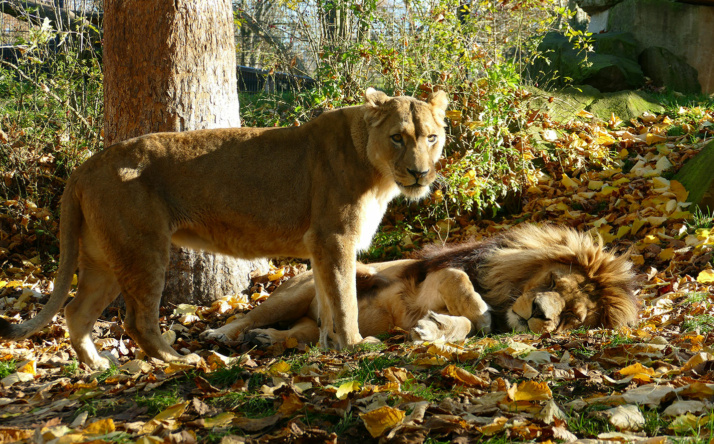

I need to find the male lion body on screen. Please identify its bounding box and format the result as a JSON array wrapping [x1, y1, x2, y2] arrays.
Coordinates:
[[0, 89, 449, 369], [205, 225, 639, 345]]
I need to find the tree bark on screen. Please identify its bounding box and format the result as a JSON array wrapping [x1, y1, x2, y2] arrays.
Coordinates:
[[103, 0, 268, 305]]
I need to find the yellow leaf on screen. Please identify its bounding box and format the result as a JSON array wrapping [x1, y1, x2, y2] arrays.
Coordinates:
[[173, 304, 198, 316], [278, 392, 304, 415], [598, 186, 618, 197], [609, 113, 623, 128], [659, 248, 675, 261], [476, 417, 509, 435], [646, 133, 667, 145], [440, 365, 488, 387], [670, 180, 689, 202], [360, 406, 405, 438], [153, 401, 189, 421], [336, 380, 361, 400], [445, 110, 462, 122], [697, 269, 714, 284], [202, 412, 235, 428], [17, 360, 36, 376], [615, 226, 631, 239], [576, 109, 594, 119], [588, 180, 604, 190], [631, 219, 646, 235], [285, 337, 298, 348], [71, 274, 78, 286], [268, 268, 284, 281], [596, 133, 617, 146], [83, 418, 115, 435], [618, 148, 629, 159], [269, 361, 291, 375], [613, 177, 630, 186], [652, 176, 670, 190], [618, 362, 654, 376], [643, 234, 660, 244], [508, 381, 552, 401], [561, 175, 578, 189], [630, 254, 644, 265], [647, 216, 667, 227]]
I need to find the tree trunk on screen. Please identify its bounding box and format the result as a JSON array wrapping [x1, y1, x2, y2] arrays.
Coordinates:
[[103, 0, 268, 305]]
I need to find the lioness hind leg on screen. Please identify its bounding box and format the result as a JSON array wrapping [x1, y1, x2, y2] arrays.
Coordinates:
[[65, 264, 121, 369], [244, 316, 320, 347], [117, 245, 197, 365]]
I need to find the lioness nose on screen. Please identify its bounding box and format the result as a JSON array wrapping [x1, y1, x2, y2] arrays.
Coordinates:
[[407, 168, 430, 180]]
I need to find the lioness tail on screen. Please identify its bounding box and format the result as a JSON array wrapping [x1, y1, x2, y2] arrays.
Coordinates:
[[0, 183, 81, 340]]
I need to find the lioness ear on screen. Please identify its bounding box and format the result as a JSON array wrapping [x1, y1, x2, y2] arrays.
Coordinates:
[[365, 87, 389, 107], [427, 90, 449, 112]]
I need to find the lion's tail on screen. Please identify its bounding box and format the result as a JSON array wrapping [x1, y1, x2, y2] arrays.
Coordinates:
[[0, 182, 82, 340]]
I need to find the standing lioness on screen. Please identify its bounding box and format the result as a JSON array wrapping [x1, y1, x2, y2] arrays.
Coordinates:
[[0, 88, 448, 369]]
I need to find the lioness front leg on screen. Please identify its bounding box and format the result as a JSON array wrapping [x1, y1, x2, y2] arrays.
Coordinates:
[[307, 235, 362, 349]]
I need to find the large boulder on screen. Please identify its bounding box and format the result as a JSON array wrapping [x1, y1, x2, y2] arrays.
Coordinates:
[[607, 0, 714, 93], [526, 84, 603, 122], [638, 46, 701, 94], [587, 90, 664, 121], [674, 140, 714, 212], [530, 32, 644, 92]]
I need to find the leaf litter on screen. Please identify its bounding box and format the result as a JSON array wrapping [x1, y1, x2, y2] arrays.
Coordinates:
[[1, 104, 714, 442]]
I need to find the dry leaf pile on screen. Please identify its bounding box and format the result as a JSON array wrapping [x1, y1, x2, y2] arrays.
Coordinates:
[[1, 103, 714, 443]]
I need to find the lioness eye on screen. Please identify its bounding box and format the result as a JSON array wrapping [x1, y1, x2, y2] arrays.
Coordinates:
[[391, 134, 403, 143], [427, 134, 437, 143]]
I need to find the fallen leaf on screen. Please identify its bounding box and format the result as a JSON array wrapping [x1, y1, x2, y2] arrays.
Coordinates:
[[360, 405, 405, 438]]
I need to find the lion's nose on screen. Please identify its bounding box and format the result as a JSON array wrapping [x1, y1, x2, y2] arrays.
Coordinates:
[[530, 299, 548, 320], [407, 168, 430, 180]]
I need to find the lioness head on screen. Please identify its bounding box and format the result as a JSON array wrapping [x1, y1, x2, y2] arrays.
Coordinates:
[[482, 225, 639, 334], [363, 88, 448, 199]]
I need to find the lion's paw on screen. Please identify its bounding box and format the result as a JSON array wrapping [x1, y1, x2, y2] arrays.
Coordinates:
[[410, 314, 446, 343], [243, 329, 280, 348], [200, 328, 232, 343]]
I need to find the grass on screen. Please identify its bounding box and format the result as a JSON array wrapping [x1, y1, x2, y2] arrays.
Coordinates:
[[682, 314, 714, 334], [686, 292, 712, 304], [134, 389, 182, 416], [62, 359, 80, 376], [206, 363, 244, 387], [687, 206, 714, 231], [348, 354, 401, 385], [0, 359, 16, 378], [208, 392, 276, 418], [94, 364, 120, 383]]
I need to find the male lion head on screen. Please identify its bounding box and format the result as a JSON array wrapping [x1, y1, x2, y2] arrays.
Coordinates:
[[480, 225, 639, 334], [363, 88, 448, 199]]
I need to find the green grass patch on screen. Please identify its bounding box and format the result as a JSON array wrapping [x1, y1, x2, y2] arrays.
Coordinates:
[[0, 360, 16, 378], [134, 390, 183, 416], [682, 314, 714, 334], [208, 392, 276, 418]]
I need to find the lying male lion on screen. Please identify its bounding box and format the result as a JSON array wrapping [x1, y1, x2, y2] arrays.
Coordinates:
[[204, 225, 640, 345], [0, 88, 448, 369]]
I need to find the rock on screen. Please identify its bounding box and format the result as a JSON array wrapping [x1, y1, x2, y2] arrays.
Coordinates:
[[593, 32, 639, 61], [527, 85, 603, 122], [529, 32, 644, 92], [673, 140, 714, 212], [587, 90, 664, 120], [607, 0, 714, 93], [576, 0, 624, 14], [638, 46, 701, 93]]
